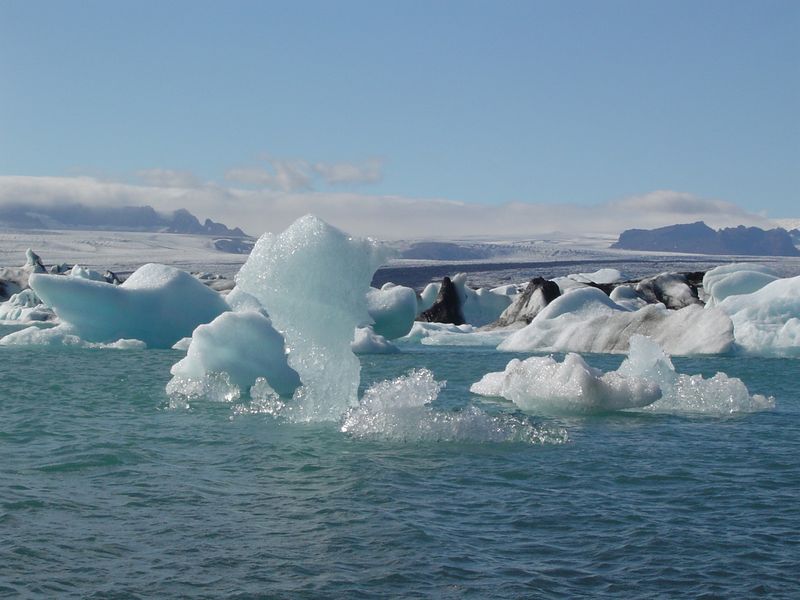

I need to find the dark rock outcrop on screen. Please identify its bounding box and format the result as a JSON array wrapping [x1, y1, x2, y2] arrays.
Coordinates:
[[612, 221, 800, 256], [419, 277, 465, 325]]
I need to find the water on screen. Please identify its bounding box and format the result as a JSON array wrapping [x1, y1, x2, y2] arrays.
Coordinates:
[[2, 345, 799, 598]]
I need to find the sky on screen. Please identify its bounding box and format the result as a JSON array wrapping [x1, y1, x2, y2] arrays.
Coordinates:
[[0, 0, 797, 238]]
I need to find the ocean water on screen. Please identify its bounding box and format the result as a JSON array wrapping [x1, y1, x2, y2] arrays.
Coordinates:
[[2, 345, 799, 598]]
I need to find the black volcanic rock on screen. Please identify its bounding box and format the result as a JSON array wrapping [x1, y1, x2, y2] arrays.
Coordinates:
[[612, 221, 800, 256], [419, 277, 465, 325]]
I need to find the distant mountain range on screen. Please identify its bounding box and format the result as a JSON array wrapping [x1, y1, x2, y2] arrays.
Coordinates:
[[612, 221, 800, 256], [0, 202, 247, 237]]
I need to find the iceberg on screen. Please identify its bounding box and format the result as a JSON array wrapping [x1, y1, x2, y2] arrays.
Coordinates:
[[235, 215, 388, 421], [498, 287, 734, 355], [366, 283, 418, 339], [352, 326, 399, 354], [28, 263, 229, 348], [474, 335, 774, 416], [470, 352, 662, 414], [168, 311, 301, 397]]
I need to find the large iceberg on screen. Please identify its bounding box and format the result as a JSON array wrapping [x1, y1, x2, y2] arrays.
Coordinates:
[[168, 311, 300, 397], [498, 287, 734, 355], [235, 215, 388, 421], [27, 263, 229, 348]]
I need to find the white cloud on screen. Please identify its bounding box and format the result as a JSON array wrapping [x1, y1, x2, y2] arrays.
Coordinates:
[[313, 158, 383, 185], [225, 156, 384, 191], [0, 175, 778, 240], [136, 168, 202, 188]]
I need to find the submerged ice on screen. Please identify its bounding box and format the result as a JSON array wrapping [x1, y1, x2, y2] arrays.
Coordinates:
[[341, 369, 568, 444]]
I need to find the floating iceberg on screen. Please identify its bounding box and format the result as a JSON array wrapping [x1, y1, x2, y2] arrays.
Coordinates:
[[470, 352, 662, 414], [498, 287, 734, 355], [235, 215, 388, 421], [168, 311, 300, 397], [474, 335, 774, 416], [28, 263, 229, 348], [366, 283, 418, 339]]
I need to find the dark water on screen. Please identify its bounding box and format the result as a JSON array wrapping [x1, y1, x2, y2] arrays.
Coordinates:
[[2, 346, 799, 598]]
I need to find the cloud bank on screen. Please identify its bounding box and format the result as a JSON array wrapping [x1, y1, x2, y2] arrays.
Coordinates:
[[0, 175, 776, 240]]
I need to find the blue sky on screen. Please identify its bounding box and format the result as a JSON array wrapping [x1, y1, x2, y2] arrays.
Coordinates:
[[0, 1, 797, 236]]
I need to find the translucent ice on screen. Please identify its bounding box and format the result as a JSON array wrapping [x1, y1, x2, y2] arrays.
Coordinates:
[[29, 263, 228, 348], [617, 335, 775, 414], [342, 369, 568, 444], [168, 311, 301, 397], [235, 215, 388, 421]]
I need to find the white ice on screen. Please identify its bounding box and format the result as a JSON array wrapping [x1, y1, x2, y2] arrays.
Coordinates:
[[470, 352, 662, 414], [366, 283, 418, 339], [498, 286, 734, 355], [352, 326, 399, 354], [716, 275, 800, 356], [28, 263, 229, 348], [168, 310, 301, 397], [235, 215, 388, 421], [0, 323, 145, 349], [474, 335, 774, 416]]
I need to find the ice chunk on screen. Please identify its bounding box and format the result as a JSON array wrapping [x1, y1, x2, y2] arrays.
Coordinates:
[[470, 352, 662, 414], [352, 326, 399, 354], [716, 275, 800, 356], [224, 286, 268, 315], [418, 282, 440, 313], [609, 285, 648, 311], [235, 215, 388, 421], [475, 335, 773, 416], [0, 289, 54, 322], [617, 335, 775, 414], [70, 264, 106, 281], [498, 287, 734, 355], [28, 263, 229, 348], [366, 283, 418, 339], [165, 371, 241, 409], [168, 311, 300, 397], [342, 369, 568, 444], [0, 324, 146, 349]]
